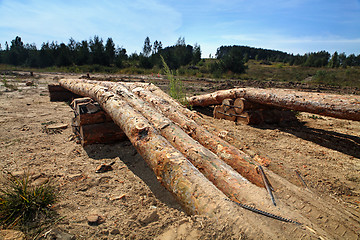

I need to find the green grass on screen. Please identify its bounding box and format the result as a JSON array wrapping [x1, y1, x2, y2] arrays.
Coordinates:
[[1, 76, 18, 91], [2, 60, 360, 89], [0, 172, 58, 233], [160, 55, 188, 105]]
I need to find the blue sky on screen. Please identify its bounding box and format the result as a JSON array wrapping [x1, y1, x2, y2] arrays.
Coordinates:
[[0, 0, 359, 57]]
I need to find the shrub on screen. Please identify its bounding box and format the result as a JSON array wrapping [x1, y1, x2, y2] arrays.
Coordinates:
[[313, 70, 337, 85], [0, 172, 57, 230], [160, 55, 187, 105]]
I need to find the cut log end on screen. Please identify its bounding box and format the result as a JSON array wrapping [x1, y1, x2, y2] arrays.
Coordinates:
[[222, 98, 234, 111], [213, 105, 225, 119]]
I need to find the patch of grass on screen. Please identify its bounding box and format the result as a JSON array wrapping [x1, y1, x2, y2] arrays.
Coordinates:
[[1, 76, 18, 91], [308, 115, 324, 120], [0, 172, 58, 232], [160, 55, 188, 105], [41, 121, 56, 126]]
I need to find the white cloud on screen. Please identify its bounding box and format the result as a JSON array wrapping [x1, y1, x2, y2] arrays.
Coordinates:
[[0, 0, 182, 52]]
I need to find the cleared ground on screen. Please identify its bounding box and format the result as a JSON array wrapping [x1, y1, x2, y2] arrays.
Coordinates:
[[0, 72, 359, 239]]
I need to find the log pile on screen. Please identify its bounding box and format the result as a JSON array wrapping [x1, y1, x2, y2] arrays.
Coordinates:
[[188, 87, 360, 121], [71, 97, 127, 146], [53, 79, 355, 239], [214, 98, 297, 125]]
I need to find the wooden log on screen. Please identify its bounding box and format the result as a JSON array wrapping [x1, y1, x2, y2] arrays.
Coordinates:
[[223, 108, 237, 121], [222, 98, 234, 111], [187, 88, 360, 121], [186, 88, 240, 107], [234, 98, 268, 114], [213, 105, 225, 119], [236, 111, 263, 125]]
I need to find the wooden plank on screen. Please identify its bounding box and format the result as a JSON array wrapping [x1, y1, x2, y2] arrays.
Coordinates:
[[80, 122, 127, 146]]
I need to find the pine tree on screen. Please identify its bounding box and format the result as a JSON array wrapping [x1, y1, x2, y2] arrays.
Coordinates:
[[143, 37, 152, 57]]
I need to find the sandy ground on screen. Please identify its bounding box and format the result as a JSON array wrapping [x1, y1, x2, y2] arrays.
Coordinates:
[[0, 71, 359, 239]]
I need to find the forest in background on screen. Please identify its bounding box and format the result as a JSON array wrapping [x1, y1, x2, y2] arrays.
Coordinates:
[[1, 35, 360, 88]]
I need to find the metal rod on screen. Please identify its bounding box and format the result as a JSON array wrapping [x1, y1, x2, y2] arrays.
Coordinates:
[[258, 166, 276, 206], [217, 110, 246, 118], [225, 198, 302, 225], [295, 170, 308, 189]]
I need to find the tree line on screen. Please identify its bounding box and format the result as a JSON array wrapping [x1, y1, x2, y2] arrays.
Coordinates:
[[1, 36, 359, 74], [216, 45, 360, 68], [0, 36, 201, 70]]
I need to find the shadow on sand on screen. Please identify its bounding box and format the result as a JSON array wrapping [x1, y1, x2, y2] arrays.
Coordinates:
[[83, 141, 184, 211], [256, 120, 360, 159]]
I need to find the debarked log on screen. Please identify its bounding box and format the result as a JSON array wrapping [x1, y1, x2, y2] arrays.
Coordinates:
[[187, 88, 360, 121]]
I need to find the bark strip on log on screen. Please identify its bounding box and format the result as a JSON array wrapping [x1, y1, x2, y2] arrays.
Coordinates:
[[187, 88, 360, 121]]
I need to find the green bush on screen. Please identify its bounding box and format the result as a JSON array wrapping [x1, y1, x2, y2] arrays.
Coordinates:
[[313, 70, 337, 85], [0, 172, 57, 229], [160, 55, 187, 105]]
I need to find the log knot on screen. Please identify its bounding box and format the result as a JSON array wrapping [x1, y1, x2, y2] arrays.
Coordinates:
[[135, 124, 150, 141]]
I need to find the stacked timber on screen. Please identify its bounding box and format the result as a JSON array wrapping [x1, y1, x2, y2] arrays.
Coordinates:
[[213, 98, 296, 125], [188, 87, 360, 121], [71, 97, 127, 146], [48, 84, 81, 102]]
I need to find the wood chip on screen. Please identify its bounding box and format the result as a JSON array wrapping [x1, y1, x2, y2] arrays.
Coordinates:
[[46, 123, 68, 130]]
